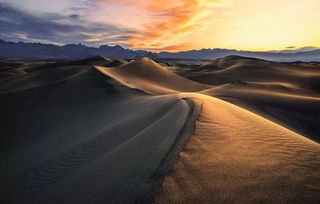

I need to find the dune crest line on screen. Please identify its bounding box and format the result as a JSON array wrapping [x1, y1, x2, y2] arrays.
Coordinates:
[[0, 57, 204, 203]]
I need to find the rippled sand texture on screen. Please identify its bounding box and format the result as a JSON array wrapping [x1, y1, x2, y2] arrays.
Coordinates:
[[156, 94, 320, 203], [0, 58, 204, 203]]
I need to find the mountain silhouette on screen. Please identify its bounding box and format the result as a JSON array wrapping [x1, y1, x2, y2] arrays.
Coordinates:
[[0, 39, 319, 62]]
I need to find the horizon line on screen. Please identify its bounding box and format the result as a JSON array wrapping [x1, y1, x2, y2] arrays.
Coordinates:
[[1, 38, 319, 54]]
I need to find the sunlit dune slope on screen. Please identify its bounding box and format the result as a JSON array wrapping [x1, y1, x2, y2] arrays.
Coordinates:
[[179, 56, 320, 141], [202, 83, 320, 141], [156, 94, 320, 203], [186, 56, 320, 92], [96, 57, 210, 94]]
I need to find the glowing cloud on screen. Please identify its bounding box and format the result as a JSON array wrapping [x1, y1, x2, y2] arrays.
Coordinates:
[[99, 0, 230, 50]]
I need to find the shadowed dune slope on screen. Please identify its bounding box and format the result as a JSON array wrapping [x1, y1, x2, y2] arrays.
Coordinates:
[[0, 56, 127, 89], [0, 66, 200, 203], [0, 65, 91, 93], [156, 94, 320, 203], [96, 57, 210, 94]]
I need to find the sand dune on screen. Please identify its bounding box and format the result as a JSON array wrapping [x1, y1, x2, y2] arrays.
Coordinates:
[[0, 56, 128, 93], [0, 66, 200, 203], [96, 57, 210, 94], [202, 84, 320, 141], [0, 65, 91, 93], [180, 56, 320, 141], [185, 56, 320, 91], [156, 94, 320, 203], [1, 56, 319, 203]]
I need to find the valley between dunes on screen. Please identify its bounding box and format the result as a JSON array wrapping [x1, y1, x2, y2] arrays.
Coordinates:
[[0, 56, 319, 203]]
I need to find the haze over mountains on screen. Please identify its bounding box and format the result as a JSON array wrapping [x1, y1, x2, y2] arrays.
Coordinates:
[[1, 39, 320, 62]]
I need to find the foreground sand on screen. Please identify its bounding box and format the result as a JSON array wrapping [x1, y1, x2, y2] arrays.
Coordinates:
[[156, 94, 320, 203]]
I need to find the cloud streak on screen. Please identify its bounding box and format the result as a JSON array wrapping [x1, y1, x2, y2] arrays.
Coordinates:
[[0, 2, 135, 46]]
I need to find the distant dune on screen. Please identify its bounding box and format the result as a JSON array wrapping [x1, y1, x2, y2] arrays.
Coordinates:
[[0, 56, 319, 203], [96, 57, 210, 94], [180, 55, 320, 141]]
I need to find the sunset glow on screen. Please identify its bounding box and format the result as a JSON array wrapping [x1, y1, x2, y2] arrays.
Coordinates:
[[1, 0, 320, 51]]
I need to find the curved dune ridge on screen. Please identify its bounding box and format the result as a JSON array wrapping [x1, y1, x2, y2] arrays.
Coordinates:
[[0, 65, 200, 203], [156, 94, 320, 203], [0, 56, 127, 93], [187, 55, 320, 90], [181, 56, 320, 141], [96, 57, 210, 94], [0, 56, 320, 203]]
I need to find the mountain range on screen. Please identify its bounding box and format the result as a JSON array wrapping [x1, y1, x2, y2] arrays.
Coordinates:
[[1, 39, 320, 62]]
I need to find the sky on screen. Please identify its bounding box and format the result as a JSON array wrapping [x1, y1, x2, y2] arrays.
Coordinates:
[[0, 0, 319, 52]]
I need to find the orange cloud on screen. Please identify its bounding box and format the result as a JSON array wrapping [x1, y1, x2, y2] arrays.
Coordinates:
[[99, 0, 230, 51], [140, 43, 194, 52], [157, 44, 195, 52]]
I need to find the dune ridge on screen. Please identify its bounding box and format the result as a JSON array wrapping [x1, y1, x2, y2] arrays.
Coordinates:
[[179, 56, 320, 141], [0, 56, 128, 93], [96, 57, 210, 94], [0, 63, 201, 203], [156, 94, 320, 203]]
